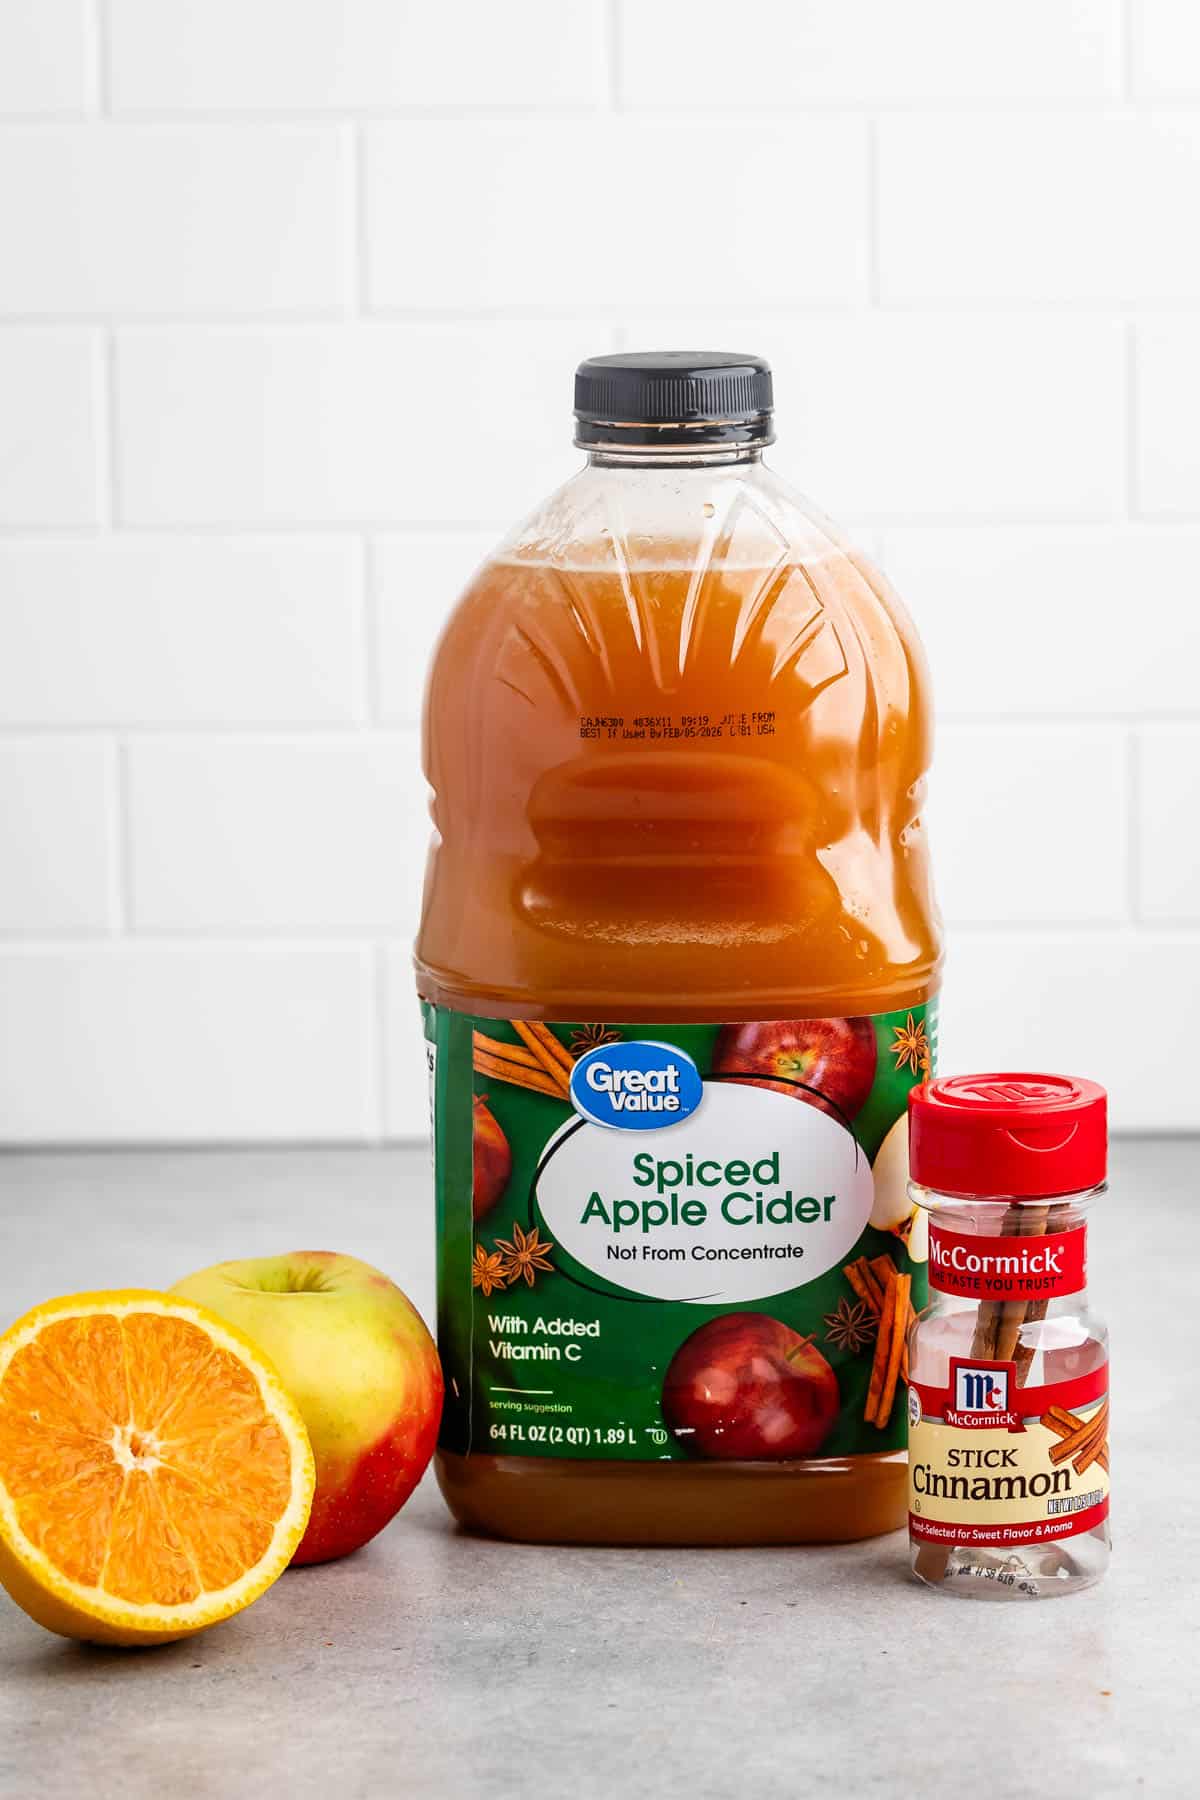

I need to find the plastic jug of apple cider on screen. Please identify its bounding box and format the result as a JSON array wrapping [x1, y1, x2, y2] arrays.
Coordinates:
[[418, 353, 942, 1544]]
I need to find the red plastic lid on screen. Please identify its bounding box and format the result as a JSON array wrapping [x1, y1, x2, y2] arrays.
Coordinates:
[[908, 1073, 1107, 1200]]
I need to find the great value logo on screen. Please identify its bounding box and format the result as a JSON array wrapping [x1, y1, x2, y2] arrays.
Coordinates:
[[569, 1040, 703, 1132]]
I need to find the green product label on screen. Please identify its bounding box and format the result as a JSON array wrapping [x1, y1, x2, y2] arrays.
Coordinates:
[[424, 1004, 937, 1463]]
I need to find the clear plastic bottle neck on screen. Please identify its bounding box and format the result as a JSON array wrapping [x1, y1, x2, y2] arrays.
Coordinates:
[[583, 444, 765, 470]]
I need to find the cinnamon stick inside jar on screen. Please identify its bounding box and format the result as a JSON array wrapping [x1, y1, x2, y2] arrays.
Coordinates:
[[905, 1074, 1110, 1601]]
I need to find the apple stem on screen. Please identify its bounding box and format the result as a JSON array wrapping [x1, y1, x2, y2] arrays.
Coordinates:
[[783, 1334, 817, 1364]]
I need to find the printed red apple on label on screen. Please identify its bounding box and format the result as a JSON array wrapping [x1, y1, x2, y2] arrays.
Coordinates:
[[473, 1096, 512, 1220], [661, 1312, 839, 1460], [712, 1018, 876, 1123]]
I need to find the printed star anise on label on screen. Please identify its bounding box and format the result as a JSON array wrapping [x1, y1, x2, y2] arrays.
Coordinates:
[[569, 1024, 622, 1056], [822, 1296, 876, 1354], [891, 1012, 931, 1076], [471, 1244, 509, 1297], [495, 1222, 555, 1289]]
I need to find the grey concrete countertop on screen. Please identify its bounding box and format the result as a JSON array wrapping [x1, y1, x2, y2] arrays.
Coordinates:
[[0, 1140, 1193, 1799]]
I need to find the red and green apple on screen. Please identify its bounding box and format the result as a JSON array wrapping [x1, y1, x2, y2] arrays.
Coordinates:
[[174, 1251, 443, 1564]]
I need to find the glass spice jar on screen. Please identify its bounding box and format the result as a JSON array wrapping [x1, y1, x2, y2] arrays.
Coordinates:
[[906, 1074, 1109, 1599]]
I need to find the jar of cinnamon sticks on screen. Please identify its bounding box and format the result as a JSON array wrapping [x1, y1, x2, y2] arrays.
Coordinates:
[[906, 1074, 1109, 1599]]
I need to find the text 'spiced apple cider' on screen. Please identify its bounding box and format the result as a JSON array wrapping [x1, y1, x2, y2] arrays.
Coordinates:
[[417, 353, 943, 1544]]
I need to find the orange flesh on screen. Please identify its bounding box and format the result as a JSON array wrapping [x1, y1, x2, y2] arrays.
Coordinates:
[[418, 548, 940, 1545], [0, 1313, 291, 1604]]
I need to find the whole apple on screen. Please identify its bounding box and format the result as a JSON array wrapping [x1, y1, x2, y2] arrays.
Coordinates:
[[712, 1017, 876, 1122], [174, 1251, 443, 1565], [662, 1312, 839, 1459]]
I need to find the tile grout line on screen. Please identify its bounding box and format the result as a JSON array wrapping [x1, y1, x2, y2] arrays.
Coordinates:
[[0, 930, 418, 950], [1126, 727, 1141, 925], [5, 301, 1200, 323], [0, 722, 429, 741], [84, 0, 109, 114], [359, 536, 380, 725], [1124, 318, 1140, 520], [87, 330, 114, 529], [34, 100, 1200, 123], [99, 735, 122, 935], [865, 116, 882, 306], [102, 328, 121, 526], [111, 737, 135, 933], [1121, 0, 1137, 103], [370, 940, 391, 1143], [10, 301, 1200, 325], [348, 121, 369, 316], [0, 520, 523, 540], [605, 0, 622, 112]]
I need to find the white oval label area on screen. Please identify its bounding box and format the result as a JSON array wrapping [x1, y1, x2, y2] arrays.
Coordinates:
[[534, 1081, 873, 1303]]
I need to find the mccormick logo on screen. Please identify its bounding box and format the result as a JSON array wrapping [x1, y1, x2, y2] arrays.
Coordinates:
[[954, 1364, 1010, 1415], [927, 1222, 1086, 1303], [931, 1239, 1064, 1280], [569, 1040, 703, 1133], [954, 1078, 1064, 1104], [943, 1358, 1023, 1432]]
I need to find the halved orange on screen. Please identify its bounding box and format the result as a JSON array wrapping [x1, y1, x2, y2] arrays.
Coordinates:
[[0, 1291, 315, 1645]]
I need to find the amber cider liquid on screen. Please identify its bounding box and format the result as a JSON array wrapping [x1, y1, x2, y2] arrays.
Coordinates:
[[418, 514, 941, 1544]]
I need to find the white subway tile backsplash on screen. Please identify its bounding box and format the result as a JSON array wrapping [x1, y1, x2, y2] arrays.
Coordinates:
[[366, 120, 869, 309], [620, 1, 1122, 105], [934, 726, 1127, 924], [801, 315, 1123, 518], [1136, 324, 1200, 517], [940, 934, 1200, 1131], [0, 329, 99, 524], [880, 112, 1200, 303], [109, 0, 606, 112], [0, 539, 363, 725], [0, 741, 115, 931], [114, 323, 607, 525], [128, 735, 425, 932], [880, 527, 1200, 717], [657, 316, 1124, 520], [373, 532, 497, 723], [0, 946, 376, 1142], [0, 1, 88, 116], [0, 6, 1196, 1143], [0, 126, 347, 316], [1133, 1, 1200, 97], [1135, 727, 1200, 921]]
